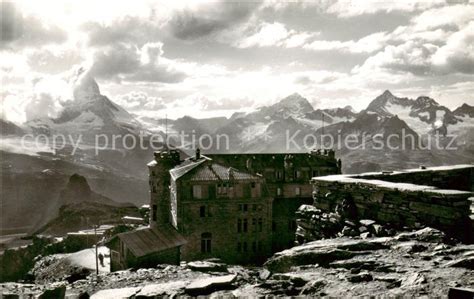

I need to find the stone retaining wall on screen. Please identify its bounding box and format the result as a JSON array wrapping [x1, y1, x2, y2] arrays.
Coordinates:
[[311, 165, 474, 242]]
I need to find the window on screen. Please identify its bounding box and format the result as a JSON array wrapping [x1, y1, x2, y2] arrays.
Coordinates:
[[251, 241, 263, 252], [237, 219, 242, 233], [252, 218, 257, 232], [258, 218, 263, 232], [295, 187, 301, 196], [294, 170, 301, 179], [257, 241, 263, 252], [275, 170, 283, 180], [201, 233, 212, 253], [217, 183, 228, 196], [276, 187, 282, 196], [200, 206, 212, 218], [238, 204, 248, 212], [152, 205, 157, 221], [238, 218, 249, 233], [251, 182, 256, 188], [252, 204, 257, 211], [193, 185, 202, 199], [243, 219, 248, 232], [237, 242, 242, 252]]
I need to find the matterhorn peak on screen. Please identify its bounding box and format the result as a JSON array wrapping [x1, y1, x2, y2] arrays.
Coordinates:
[[72, 68, 101, 102]]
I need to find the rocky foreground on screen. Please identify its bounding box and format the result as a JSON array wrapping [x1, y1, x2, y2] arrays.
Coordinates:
[[1, 228, 473, 298]]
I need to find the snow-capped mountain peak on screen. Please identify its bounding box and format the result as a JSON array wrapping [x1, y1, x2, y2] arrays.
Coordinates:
[[72, 68, 101, 103], [27, 70, 143, 138], [251, 93, 314, 119]]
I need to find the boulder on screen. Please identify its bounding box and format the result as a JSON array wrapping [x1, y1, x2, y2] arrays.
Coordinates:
[[329, 259, 379, 271], [359, 219, 376, 226], [187, 261, 228, 273], [265, 248, 357, 273], [90, 287, 140, 299], [258, 269, 271, 280], [347, 272, 373, 283], [38, 285, 66, 299], [299, 280, 326, 295], [135, 281, 187, 297], [396, 227, 445, 243], [448, 287, 474, 299], [401, 272, 426, 288], [443, 257, 474, 270], [185, 274, 237, 296]]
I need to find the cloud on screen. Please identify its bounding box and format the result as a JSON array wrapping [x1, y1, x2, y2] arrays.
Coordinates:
[[431, 21, 474, 74], [352, 41, 437, 76], [349, 3, 474, 77], [327, 0, 449, 18], [82, 16, 164, 46], [303, 32, 390, 53], [1, 76, 69, 123], [236, 22, 318, 48], [236, 22, 289, 48], [116, 91, 166, 111], [26, 47, 84, 74], [89, 42, 186, 83], [167, 1, 261, 40], [1, 2, 67, 50], [410, 4, 474, 31]]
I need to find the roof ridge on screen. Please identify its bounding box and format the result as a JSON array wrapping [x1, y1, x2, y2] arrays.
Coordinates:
[[208, 163, 222, 181]]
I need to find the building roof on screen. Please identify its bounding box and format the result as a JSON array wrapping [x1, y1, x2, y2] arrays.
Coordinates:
[[169, 155, 261, 182], [189, 162, 260, 182], [169, 156, 209, 180], [115, 225, 186, 258]]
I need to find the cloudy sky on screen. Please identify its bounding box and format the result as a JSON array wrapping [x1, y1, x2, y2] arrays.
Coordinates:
[[1, 0, 474, 122]]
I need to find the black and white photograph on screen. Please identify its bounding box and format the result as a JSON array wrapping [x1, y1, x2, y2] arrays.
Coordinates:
[[1, 0, 473, 297]]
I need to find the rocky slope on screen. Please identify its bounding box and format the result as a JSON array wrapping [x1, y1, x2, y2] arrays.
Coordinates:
[[35, 173, 139, 236], [1, 228, 472, 297]]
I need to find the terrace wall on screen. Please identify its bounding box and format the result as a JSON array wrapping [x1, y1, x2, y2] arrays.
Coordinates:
[[311, 165, 474, 242]]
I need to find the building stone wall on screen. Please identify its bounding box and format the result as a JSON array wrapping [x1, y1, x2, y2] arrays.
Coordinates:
[[312, 165, 474, 242], [175, 179, 273, 264], [143, 149, 340, 265], [148, 150, 180, 227], [355, 165, 474, 192], [208, 151, 341, 251]]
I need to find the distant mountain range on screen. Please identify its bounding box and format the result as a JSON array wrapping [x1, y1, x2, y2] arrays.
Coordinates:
[[0, 72, 473, 235]]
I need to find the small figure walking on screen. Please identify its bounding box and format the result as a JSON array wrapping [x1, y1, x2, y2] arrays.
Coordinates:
[[98, 253, 104, 267]]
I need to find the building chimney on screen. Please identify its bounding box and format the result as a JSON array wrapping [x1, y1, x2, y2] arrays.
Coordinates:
[[195, 148, 201, 160]]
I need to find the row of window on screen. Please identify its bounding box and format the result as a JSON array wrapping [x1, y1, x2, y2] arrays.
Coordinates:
[[237, 240, 264, 253], [199, 204, 264, 218], [199, 232, 264, 254], [275, 187, 301, 196], [237, 218, 264, 233], [193, 183, 258, 199], [273, 170, 312, 180], [238, 204, 263, 212]]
